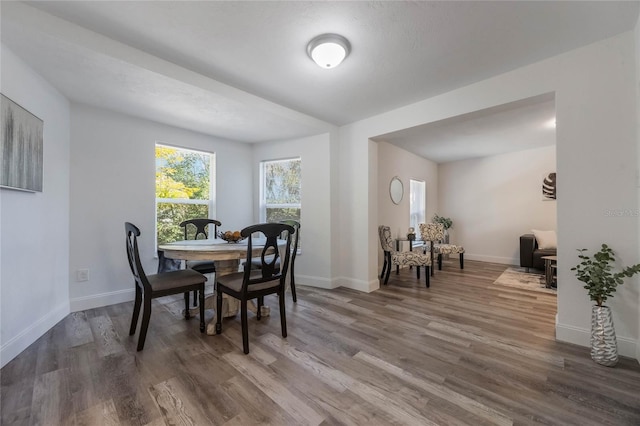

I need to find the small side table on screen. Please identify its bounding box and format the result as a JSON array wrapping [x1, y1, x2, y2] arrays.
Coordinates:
[[541, 255, 557, 288]]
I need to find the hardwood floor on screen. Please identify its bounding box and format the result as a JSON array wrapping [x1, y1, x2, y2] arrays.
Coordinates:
[[3, 260, 640, 425]]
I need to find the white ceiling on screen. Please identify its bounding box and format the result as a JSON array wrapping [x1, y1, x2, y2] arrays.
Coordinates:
[[2, 1, 638, 154], [373, 93, 556, 163]]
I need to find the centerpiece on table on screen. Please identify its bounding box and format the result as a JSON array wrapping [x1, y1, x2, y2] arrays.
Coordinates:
[[571, 243, 640, 366], [217, 230, 245, 243]]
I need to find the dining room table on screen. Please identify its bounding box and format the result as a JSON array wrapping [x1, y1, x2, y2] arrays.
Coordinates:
[[158, 237, 288, 335]]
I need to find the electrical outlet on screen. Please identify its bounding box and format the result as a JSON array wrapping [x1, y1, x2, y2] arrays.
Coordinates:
[[76, 269, 89, 282]]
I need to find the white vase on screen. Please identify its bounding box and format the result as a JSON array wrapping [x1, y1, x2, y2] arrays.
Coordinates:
[[590, 305, 618, 367]]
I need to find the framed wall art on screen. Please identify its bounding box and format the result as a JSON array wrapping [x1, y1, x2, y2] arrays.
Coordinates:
[[542, 172, 556, 200], [1, 94, 43, 192]]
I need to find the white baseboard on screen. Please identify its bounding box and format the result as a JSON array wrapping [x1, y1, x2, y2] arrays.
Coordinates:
[[464, 253, 518, 265], [334, 276, 379, 293], [70, 288, 134, 312], [556, 322, 638, 358], [296, 275, 338, 289], [1, 301, 69, 368]]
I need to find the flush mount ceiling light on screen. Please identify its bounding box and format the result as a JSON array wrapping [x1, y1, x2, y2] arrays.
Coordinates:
[[307, 34, 350, 69]]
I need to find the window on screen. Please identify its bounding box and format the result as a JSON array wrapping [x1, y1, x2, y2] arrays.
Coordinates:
[[260, 158, 301, 223], [155, 144, 215, 245], [409, 179, 426, 234]]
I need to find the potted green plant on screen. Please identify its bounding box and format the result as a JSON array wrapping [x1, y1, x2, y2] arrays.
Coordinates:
[[571, 243, 640, 366], [432, 214, 452, 231], [433, 214, 453, 246]]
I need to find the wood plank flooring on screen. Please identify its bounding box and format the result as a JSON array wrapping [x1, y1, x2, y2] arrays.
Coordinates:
[[3, 260, 640, 425]]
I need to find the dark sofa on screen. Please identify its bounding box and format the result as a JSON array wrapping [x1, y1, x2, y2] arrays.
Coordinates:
[[520, 234, 556, 271]]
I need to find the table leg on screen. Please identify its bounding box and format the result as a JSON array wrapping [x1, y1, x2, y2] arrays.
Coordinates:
[[544, 258, 553, 288], [181, 259, 271, 335]]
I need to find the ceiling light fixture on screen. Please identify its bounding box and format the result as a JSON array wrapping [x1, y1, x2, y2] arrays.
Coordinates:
[[307, 34, 350, 69]]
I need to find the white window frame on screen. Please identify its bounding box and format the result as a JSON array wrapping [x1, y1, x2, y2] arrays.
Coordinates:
[[409, 179, 426, 237], [155, 143, 216, 247], [259, 157, 301, 223]]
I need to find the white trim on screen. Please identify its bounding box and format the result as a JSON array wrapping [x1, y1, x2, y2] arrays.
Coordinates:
[[335, 276, 379, 293], [296, 275, 338, 289], [556, 322, 638, 358], [156, 198, 209, 205], [1, 301, 69, 368], [70, 288, 134, 312], [465, 253, 518, 265]]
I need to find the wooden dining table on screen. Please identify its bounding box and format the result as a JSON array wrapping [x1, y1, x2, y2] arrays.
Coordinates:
[[158, 238, 287, 335]]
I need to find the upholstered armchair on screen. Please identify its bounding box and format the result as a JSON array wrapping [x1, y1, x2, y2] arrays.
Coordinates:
[[419, 223, 465, 275], [378, 225, 431, 287]]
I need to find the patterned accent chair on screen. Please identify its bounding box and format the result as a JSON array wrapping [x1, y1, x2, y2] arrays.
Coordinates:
[[419, 223, 465, 275], [378, 225, 431, 287]]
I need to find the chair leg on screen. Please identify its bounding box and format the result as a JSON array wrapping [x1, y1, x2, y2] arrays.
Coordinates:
[[215, 284, 223, 335], [426, 267, 430, 288], [460, 253, 464, 269], [438, 254, 443, 270], [384, 258, 392, 285], [241, 300, 249, 354], [184, 292, 190, 319], [279, 289, 287, 339], [430, 246, 435, 276], [257, 296, 263, 321], [290, 270, 297, 303], [137, 296, 152, 351], [417, 265, 420, 279], [193, 290, 197, 307], [199, 287, 205, 333], [380, 256, 388, 279], [129, 285, 142, 336]]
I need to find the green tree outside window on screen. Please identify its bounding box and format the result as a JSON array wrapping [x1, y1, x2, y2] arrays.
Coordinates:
[[156, 145, 213, 245]]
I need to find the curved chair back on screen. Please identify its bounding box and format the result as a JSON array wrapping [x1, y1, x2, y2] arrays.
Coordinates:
[[125, 222, 150, 292], [180, 218, 222, 240], [241, 222, 294, 294], [378, 225, 394, 252], [419, 223, 445, 242], [280, 219, 300, 302]]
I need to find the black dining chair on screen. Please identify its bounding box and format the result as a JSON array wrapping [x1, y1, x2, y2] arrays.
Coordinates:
[[249, 220, 300, 302], [215, 222, 294, 354], [125, 222, 206, 351], [180, 218, 221, 306]]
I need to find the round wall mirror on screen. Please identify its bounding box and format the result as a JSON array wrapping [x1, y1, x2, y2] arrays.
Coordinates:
[[389, 176, 404, 204]]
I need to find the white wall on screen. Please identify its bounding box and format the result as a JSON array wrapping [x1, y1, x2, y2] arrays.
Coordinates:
[[635, 14, 640, 363], [376, 141, 438, 270], [69, 104, 253, 311], [438, 145, 557, 265], [377, 141, 439, 239], [0, 45, 71, 367], [338, 32, 639, 358], [252, 133, 334, 288]]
